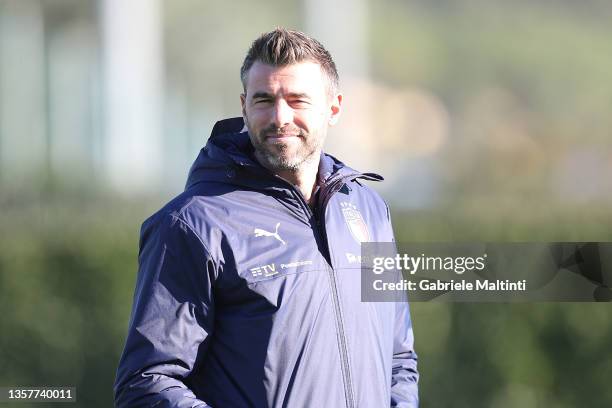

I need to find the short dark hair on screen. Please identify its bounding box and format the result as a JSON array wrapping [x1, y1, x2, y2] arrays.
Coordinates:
[[240, 28, 339, 95]]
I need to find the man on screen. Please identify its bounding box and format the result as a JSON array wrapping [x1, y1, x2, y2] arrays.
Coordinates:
[[114, 28, 419, 407]]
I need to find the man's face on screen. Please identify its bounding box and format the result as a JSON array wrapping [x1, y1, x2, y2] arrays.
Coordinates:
[[241, 61, 342, 172]]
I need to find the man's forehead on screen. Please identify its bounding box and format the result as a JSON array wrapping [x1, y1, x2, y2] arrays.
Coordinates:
[[245, 61, 326, 90]]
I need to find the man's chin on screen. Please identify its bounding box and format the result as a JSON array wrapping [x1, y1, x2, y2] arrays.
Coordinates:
[[254, 143, 319, 172], [253, 149, 299, 171], [264, 156, 301, 171]]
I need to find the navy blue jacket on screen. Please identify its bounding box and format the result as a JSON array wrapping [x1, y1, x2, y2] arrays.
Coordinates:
[[114, 118, 419, 407]]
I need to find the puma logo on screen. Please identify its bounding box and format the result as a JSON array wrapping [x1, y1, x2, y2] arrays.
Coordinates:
[[254, 222, 286, 245]]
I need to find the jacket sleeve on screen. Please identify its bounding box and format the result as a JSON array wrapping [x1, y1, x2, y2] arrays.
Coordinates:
[[114, 213, 218, 408], [385, 203, 419, 407], [390, 300, 419, 407]]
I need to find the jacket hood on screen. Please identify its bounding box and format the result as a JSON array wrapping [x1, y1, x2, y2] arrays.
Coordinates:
[[185, 117, 383, 191]]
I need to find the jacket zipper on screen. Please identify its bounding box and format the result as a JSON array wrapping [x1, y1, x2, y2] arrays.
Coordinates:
[[281, 176, 356, 408], [317, 179, 356, 408], [323, 250, 355, 408]]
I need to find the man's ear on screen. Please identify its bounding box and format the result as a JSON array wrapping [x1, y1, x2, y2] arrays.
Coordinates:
[[329, 93, 343, 126], [240, 93, 247, 118]]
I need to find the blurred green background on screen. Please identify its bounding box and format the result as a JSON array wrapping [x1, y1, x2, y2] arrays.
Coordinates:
[[1, 0, 611, 407]]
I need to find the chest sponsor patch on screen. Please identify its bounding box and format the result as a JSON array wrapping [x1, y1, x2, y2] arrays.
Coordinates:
[[250, 263, 278, 278], [341, 201, 370, 243], [281, 260, 313, 269]]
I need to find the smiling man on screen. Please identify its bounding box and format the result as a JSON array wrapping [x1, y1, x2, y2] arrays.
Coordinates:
[[114, 28, 419, 408], [240, 37, 342, 204]]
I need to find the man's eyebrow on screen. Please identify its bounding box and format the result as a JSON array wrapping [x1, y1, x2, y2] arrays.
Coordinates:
[[250, 92, 311, 99], [286, 92, 311, 99], [251, 92, 273, 99]]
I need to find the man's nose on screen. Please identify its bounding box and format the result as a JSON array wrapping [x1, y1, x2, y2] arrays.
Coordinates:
[[272, 100, 293, 128]]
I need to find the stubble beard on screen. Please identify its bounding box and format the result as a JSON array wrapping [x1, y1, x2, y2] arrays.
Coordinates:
[[248, 124, 323, 173]]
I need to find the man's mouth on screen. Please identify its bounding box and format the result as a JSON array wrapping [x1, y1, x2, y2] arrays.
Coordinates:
[[265, 132, 301, 140], [267, 134, 298, 139]]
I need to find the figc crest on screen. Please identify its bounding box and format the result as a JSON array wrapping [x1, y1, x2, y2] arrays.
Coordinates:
[[340, 202, 370, 243]]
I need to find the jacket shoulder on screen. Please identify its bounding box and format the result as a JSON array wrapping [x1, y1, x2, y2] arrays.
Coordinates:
[[140, 181, 241, 262], [139, 185, 230, 261], [347, 178, 391, 220]]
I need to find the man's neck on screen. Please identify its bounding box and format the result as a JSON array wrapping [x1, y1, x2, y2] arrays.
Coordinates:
[[277, 164, 318, 205], [257, 152, 321, 205]]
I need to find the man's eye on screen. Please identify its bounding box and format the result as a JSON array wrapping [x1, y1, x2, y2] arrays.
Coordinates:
[[292, 100, 310, 106], [254, 99, 272, 104]]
